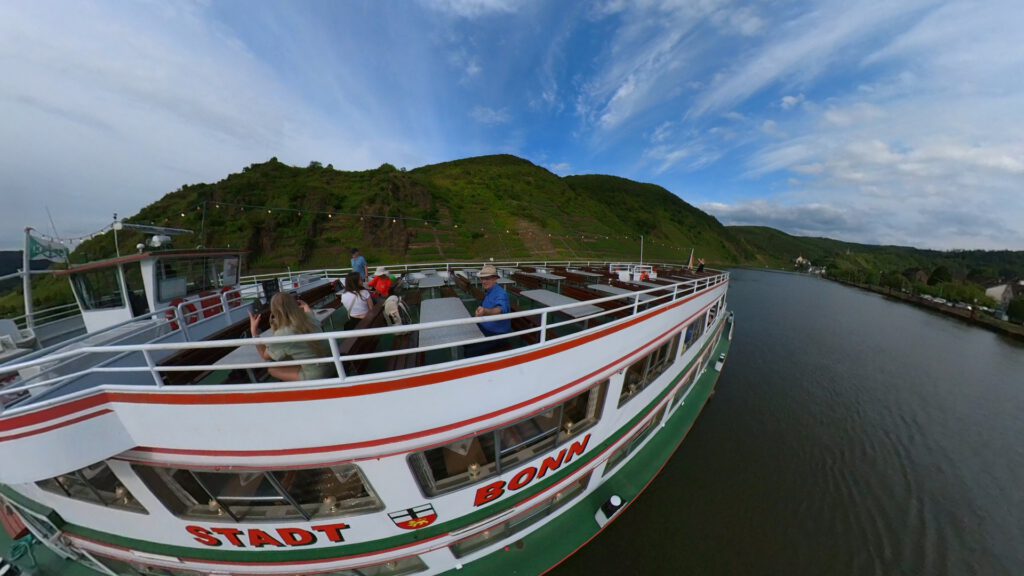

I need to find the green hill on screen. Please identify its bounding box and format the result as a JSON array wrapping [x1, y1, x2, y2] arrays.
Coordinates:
[[69, 155, 740, 270], [3, 154, 1023, 317]]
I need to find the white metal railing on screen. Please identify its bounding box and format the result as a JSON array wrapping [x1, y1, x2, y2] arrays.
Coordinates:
[[0, 267, 727, 413]]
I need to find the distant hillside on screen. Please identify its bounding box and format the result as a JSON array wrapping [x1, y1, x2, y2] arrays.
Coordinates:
[[729, 226, 1024, 284], [68, 155, 747, 271], [4, 155, 1023, 317]]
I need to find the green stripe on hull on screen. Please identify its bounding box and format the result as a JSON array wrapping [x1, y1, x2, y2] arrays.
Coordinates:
[[450, 328, 732, 575], [0, 320, 729, 570]]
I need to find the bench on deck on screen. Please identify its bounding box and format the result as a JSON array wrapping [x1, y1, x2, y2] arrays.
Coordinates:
[[160, 317, 259, 385], [339, 303, 386, 375], [386, 332, 422, 371], [562, 285, 631, 319]]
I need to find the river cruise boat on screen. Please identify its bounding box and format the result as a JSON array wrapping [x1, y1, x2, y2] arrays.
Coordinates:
[[0, 250, 732, 576]]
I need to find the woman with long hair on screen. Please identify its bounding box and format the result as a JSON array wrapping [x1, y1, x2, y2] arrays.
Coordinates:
[[340, 271, 372, 330], [248, 292, 332, 381]]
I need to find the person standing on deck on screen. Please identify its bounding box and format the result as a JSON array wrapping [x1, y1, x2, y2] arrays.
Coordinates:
[[466, 264, 511, 356], [350, 248, 368, 283]]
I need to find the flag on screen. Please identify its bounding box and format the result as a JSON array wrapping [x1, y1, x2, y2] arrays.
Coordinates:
[[28, 233, 69, 264], [687, 248, 695, 270]]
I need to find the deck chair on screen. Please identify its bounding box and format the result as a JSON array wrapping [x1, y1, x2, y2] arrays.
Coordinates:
[[0, 320, 36, 349]]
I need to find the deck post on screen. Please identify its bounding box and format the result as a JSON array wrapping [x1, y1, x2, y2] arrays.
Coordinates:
[[143, 350, 164, 387], [539, 311, 548, 343], [633, 295, 640, 315], [329, 336, 346, 380]]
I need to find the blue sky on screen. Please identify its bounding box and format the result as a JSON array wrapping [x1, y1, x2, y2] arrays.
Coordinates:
[[1, 0, 1022, 250]]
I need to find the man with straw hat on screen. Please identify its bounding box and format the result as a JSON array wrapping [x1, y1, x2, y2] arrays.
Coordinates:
[[367, 266, 393, 299], [467, 263, 511, 356]]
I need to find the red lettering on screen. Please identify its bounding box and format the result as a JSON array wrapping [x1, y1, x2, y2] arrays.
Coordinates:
[[276, 527, 315, 547], [537, 448, 567, 479], [564, 433, 591, 463], [311, 523, 350, 543], [247, 528, 284, 548], [509, 467, 536, 491], [186, 525, 221, 547], [210, 527, 245, 548], [473, 480, 506, 507]]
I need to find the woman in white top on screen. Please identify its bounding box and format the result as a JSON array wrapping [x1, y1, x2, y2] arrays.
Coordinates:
[[340, 271, 372, 329]]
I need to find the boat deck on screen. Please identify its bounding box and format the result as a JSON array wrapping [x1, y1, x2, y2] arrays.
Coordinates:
[[0, 264, 726, 415]]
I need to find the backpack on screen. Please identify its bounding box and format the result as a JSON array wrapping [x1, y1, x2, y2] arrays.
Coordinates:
[[384, 295, 412, 333]]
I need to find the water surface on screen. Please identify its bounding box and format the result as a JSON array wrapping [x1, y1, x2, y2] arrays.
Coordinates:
[[555, 269, 1024, 575]]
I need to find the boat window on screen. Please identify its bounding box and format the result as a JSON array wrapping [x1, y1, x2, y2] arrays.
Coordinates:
[[410, 381, 608, 497], [131, 464, 381, 522], [92, 553, 203, 575], [156, 256, 239, 302], [37, 462, 146, 513], [122, 263, 151, 317], [672, 370, 695, 408], [684, 314, 706, 346], [450, 471, 591, 558], [618, 333, 680, 407], [71, 267, 125, 310], [603, 405, 667, 476], [308, 555, 428, 576]]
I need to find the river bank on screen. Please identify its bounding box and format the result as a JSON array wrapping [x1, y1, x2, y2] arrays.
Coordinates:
[[831, 278, 1024, 342]]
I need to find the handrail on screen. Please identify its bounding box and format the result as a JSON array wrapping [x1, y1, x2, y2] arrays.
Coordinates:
[[0, 269, 728, 412]]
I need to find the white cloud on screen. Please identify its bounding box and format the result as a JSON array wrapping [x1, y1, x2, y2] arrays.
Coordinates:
[[421, 0, 520, 18], [780, 93, 805, 110], [546, 162, 572, 174], [650, 121, 674, 143], [469, 106, 511, 125]]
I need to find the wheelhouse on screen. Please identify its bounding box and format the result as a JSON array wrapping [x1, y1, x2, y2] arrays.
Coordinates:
[[58, 250, 244, 334]]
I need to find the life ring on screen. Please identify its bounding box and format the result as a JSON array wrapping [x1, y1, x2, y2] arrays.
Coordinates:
[[165, 298, 184, 330], [200, 292, 223, 318], [181, 301, 199, 325]]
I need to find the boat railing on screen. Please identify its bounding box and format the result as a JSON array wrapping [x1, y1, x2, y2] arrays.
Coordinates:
[[238, 260, 695, 286], [0, 270, 728, 413]]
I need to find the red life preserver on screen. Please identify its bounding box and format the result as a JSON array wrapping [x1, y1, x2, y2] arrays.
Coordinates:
[[200, 292, 223, 318], [1, 501, 29, 540], [222, 286, 241, 308], [182, 301, 199, 325], [165, 298, 184, 330]]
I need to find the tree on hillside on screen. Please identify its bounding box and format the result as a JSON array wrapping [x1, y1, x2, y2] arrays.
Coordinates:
[[928, 265, 952, 285], [1008, 298, 1024, 323]]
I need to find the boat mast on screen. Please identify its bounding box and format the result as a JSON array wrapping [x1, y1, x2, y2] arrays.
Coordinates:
[[22, 227, 33, 330]]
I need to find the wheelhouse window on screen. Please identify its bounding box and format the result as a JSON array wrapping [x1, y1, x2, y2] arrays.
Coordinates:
[[156, 256, 240, 302], [410, 381, 607, 496], [132, 465, 381, 522], [618, 333, 681, 407], [37, 462, 146, 513], [604, 405, 667, 475], [71, 267, 125, 310], [450, 471, 592, 558]]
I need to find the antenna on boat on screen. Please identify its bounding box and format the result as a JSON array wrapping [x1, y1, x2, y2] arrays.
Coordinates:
[[640, 235, 644, 265]]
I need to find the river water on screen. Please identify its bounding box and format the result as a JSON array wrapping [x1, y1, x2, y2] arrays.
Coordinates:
[[555, 268, 1024, 576]]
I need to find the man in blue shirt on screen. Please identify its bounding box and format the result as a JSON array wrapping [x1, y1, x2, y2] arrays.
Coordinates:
[[350, 248, 368, 283], [466, 264, 511, 356]]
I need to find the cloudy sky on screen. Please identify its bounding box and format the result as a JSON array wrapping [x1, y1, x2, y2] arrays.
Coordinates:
[[2, 0, 1022, 250]]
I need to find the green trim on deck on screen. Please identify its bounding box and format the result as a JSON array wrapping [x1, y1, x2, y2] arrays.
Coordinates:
[[0, 318, 728, 568], [450, 322, 732, 575]]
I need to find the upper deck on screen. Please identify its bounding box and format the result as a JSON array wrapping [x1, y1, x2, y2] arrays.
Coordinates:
[[0, 261, 729, 483]]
